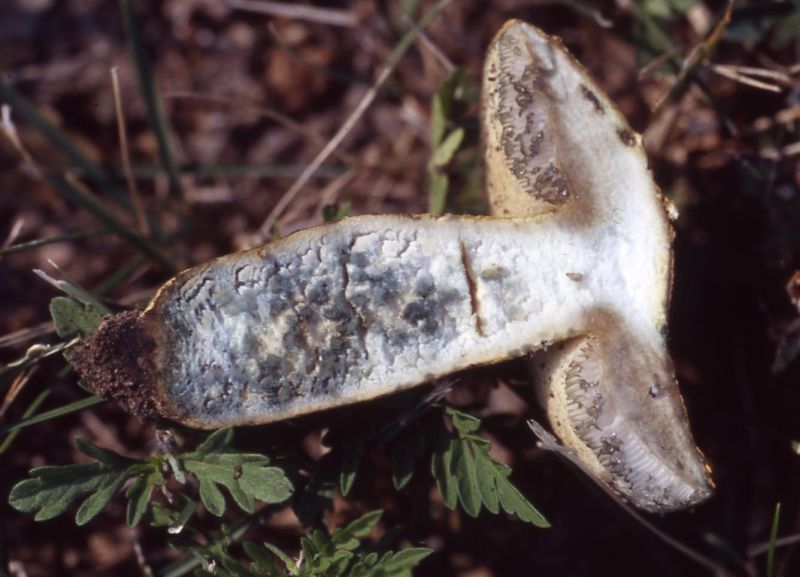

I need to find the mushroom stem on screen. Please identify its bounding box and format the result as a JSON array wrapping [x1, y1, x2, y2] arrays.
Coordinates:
[[77, 214, 591, 428]]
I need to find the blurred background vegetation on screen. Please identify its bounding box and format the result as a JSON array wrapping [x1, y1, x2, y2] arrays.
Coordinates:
[[1, 0, 800, 576]]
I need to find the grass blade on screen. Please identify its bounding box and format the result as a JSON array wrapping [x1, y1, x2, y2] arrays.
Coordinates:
[[0, 229, 109, 257], [767, 502, 781, 577], [0, 395, 105, 438], [0, 389, 50, 454], [35, 268, 111, 315], [0, 82, 128, 209], [47, 173, 176, 273], [119, 0, 183, 200]]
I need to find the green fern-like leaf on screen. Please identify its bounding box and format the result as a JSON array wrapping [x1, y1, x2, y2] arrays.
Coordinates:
[[429, 408, 549, 527], [8, 438, 136, 525], [243, 510, 431, 577], [9, 429, 294, 527]]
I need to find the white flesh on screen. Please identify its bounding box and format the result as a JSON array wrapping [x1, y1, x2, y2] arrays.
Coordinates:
[[483, 21, 712, 512]]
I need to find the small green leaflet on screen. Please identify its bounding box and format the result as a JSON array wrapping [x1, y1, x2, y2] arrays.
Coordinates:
[[430, 408, 549, 527], [49, 296, 104, 339], [427, 70, 473, 216], [125, 459, 165, 527], [149, 494, 195, 531], [9, 429, 293, 526], [391, 429, 426, 490], [182, 428, 293, 517]]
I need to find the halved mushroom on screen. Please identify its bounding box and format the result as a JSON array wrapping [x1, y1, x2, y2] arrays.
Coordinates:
[[73, 20, 712, 513], [482, 20, 713, 512]]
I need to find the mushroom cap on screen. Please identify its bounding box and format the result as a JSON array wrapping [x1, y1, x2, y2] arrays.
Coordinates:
[[483, 20, 712, 512]]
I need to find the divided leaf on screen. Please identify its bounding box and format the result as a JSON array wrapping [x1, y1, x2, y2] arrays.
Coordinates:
[[9, 453, 132, 525], [429, 408, 549, 527], [8, 438, 163, 526], [451, 439, 481, 517], [182, 429, 293, 517], [493, 461, 549, 526], [243, 510, 431, 577], [331, 509, 383, 549], [9, 429, 293, 528], [350, 548, 434, 577]]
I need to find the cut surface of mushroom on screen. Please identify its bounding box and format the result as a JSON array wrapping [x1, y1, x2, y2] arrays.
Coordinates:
[[483, 20, 712, 512], [73, 20, 712, 513]]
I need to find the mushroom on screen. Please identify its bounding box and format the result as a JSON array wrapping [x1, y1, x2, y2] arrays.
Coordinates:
[[73, 21, 713, 513]]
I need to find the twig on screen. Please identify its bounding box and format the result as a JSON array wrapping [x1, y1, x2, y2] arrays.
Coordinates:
[[0, 228, 109, 257], [637, 49, 677, 80], [748, 533, 800, 558], [402, 15, 455, 73], [3, 219, 24, 249], [750, 105, 800, 133], [256, 0, 453, 241], [0, 367, 37, 421], [554, 0, 613, 28], [0, 218, 24, 264], [129, 526, 154, 577], [3, 95, 175, 272], [0, 104, 43, 178], [652, 0, 735, 114], [711, 65, 785, 93], [716, 65, 791, 82], [781, 141, 800, 158], [0, 322, 54, 349], [279, 166, 357, 228], [0, 341, 74, 381], [374, 380, 453, 444], [34, 260, 111, 315], [163, 91, 358, 165], [111, 67, 149, 235], [226, 0, 357, 27], [58, 172, 177, 273]]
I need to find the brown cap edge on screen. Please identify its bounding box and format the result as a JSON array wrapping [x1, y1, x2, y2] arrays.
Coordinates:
[[70, 310, 177, 423]]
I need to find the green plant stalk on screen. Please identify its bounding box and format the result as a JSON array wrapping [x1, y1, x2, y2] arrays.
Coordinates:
[[767, 502, 781, 577], [0, 229, 109, 257]]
